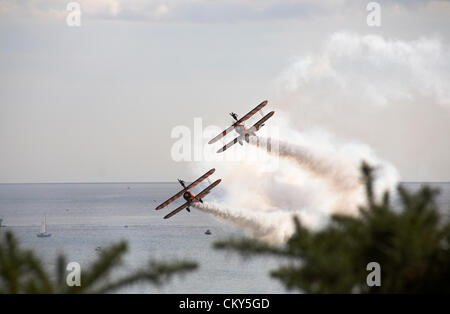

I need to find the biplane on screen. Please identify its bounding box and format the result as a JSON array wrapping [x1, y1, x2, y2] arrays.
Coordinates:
[[155, 168, 221, 219], [208, 100, 275, 153]]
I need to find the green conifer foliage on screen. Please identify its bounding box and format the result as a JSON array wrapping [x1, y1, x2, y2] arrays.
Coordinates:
[[215, 163, 450, 293], [0, 232, 197, 294]]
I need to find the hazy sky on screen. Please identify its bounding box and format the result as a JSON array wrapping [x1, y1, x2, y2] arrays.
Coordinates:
[[0, 0, 449, 183]]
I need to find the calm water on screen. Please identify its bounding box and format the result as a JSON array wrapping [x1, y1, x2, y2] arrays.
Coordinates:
[[0, 182, 286, 293], [0, 182, 449, 293]]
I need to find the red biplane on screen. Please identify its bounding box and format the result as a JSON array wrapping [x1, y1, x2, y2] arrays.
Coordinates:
[[208, 100, 275, 153], [155, 168, 221, 219]]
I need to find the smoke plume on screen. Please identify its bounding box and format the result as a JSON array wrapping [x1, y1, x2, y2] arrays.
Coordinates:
[[192, 123, 399, 244]]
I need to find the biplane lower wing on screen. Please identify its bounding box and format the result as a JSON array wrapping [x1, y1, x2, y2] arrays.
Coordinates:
[[248, 111, 275, 133], [155, 168, 215, 210], [217, 136, 243, 153], [163, 202, 190, 219], [208, 125, 235, 144], [194, 179, 221, 200]]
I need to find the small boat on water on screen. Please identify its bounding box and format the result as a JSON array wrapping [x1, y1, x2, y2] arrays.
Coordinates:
[[205, 229, 212, 235], [37, 215, 51, 238]]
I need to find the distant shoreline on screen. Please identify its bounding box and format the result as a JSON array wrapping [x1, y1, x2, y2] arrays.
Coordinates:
[[0, 182, 178, 185], [0, 181, 449, 185]]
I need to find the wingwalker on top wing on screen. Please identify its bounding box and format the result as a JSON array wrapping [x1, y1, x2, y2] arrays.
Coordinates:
[[155, 168, 221, 219], [208, 100, 275, 153]]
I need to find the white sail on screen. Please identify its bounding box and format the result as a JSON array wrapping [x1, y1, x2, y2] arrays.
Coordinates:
[[41, 215, 46, 233]]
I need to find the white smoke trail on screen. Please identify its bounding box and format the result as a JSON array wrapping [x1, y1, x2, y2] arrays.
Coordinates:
[[193, 202, 297, 244], [250, 136, 360, 193], [191, 121, 400, 244], [249, 133, 400, 201], [188, 33, 420, 243]]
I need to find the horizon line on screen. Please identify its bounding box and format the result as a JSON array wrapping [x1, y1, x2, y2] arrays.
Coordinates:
[[0, 181, 449, 185], [0, 181, 178, 185]]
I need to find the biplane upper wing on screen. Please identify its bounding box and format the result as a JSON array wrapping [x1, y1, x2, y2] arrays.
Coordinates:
[[185, 168, 215, 190], [193, 179, 222, 201], [208, 100, 268, 144], [155, 168, 215, 210], [235, 100, 268, 124], [163, 202, 190, 219], [155, 190, 184, 210], [216, 135, 243, 153]]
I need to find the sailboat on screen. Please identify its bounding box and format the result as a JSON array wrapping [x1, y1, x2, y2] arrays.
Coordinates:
[[37, 215, 51, 238]]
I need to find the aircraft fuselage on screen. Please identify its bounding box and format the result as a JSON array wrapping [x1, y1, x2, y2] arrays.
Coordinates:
[[183, 191, 200, 203], [234, 124, 256, 138]]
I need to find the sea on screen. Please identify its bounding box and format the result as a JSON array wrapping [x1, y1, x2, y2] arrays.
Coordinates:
[[0, 182, 449, 293]]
